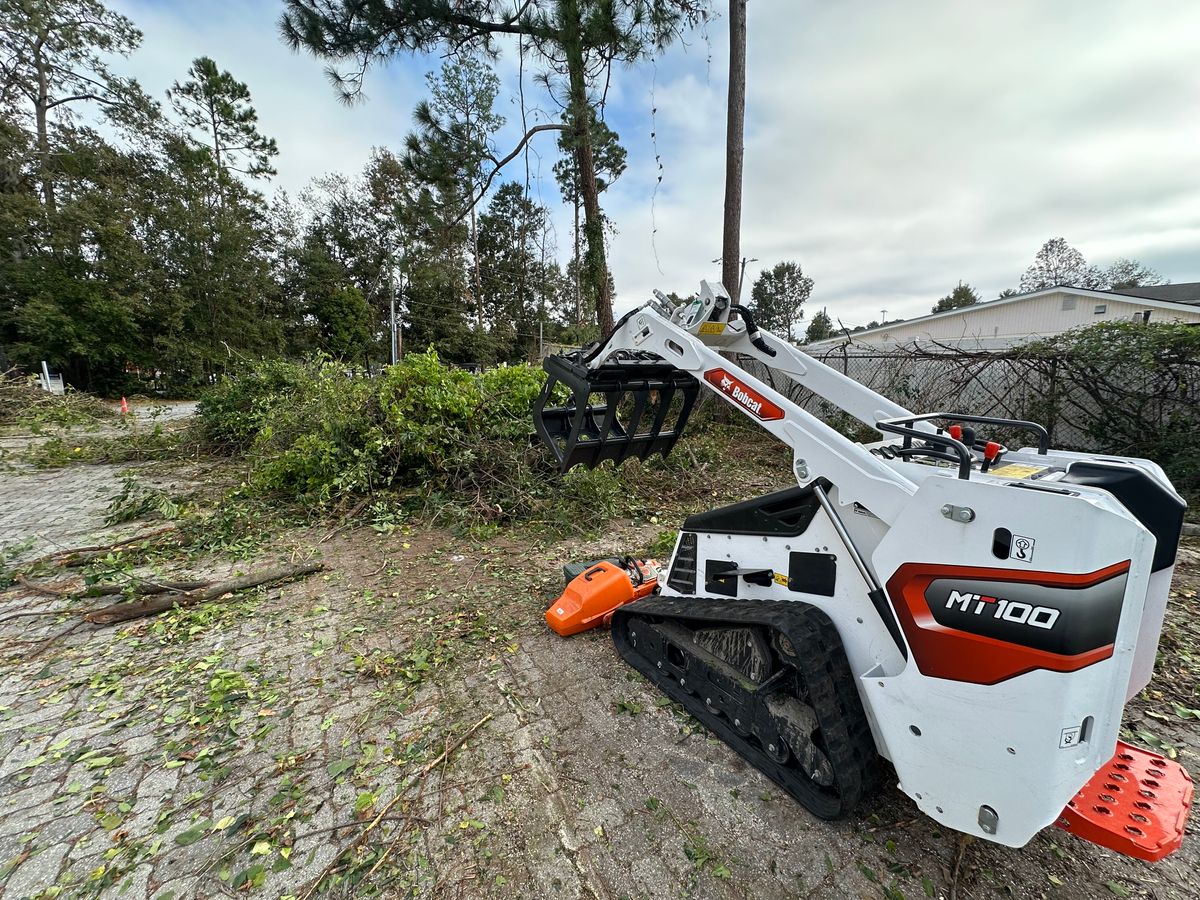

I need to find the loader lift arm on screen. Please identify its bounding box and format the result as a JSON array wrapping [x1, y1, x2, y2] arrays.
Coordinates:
[[535, 284, 924, 525]]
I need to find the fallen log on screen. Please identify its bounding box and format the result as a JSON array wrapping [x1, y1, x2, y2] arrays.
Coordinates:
[[83, 561, 324, 625]]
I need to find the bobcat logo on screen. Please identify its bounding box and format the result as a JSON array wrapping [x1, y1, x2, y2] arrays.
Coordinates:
[[703, 369, 784, 421]]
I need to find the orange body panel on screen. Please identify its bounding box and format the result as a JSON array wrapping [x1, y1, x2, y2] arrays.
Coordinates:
[[884, 560, 1129, 685], [546, 560, 659, 637]]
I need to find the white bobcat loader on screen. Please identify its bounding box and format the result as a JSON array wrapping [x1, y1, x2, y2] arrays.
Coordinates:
[[532, 281, 1192, 861]]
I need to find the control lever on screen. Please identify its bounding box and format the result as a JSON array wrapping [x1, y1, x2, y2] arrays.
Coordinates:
[[980, 441, 1003, 473]]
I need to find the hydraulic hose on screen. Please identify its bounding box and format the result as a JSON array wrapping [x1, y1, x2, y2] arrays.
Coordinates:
[[731, 304, 778, 357]]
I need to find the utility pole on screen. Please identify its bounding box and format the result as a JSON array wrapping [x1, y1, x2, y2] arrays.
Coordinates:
[[739, 256, 758, 299], [392, 276, 405, 363], [713, 255, 758, 301], [720, 0, 748, 303], [721, 0, 749, 302], [390, 292, 398, 366]]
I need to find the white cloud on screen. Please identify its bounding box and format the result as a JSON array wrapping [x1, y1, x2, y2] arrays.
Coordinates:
[[109, 1, 1200, 327], [112, 0, 422, 199], [605, 0, 1200, 322]]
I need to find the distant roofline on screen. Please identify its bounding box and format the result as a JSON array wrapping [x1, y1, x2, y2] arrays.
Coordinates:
[[808, 284, 1199, 346]]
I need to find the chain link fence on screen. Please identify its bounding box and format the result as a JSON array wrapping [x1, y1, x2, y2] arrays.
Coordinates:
[[736, 340, 1200, 495]]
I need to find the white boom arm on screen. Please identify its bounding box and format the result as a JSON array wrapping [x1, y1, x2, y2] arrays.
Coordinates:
[[585, 295, 925, 524]]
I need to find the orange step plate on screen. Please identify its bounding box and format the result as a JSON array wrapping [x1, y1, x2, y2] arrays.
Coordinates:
[[1055, 740, 1193, 861]]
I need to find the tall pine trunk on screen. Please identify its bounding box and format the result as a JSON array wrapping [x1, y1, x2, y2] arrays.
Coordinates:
[[34, 48, 56, 214], [560, 0, 613, 335], [573, 193, 581, 324], [471, 205, 482, 327], [721, 0, 748, 302]]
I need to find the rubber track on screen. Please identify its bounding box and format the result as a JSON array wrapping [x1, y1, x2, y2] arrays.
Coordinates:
[[612, 595, 879, 819]]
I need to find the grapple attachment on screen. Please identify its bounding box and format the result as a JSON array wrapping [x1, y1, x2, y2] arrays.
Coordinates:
[[532, 352, 699, 472]]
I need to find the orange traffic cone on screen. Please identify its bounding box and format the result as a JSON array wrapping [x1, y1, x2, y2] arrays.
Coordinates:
[[120, 397, 129, 415]]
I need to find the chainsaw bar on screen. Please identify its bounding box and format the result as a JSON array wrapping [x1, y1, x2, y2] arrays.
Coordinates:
[[611, 595, 878, 819]]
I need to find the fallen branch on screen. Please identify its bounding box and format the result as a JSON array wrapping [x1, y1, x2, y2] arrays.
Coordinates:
[[20, 525, 179, 570], [0, 607, 76, 626], [299, 712, 493, 899], [83, 561, 323, 625], [84, 578, 209, 598], [15, 574, 78, 597]]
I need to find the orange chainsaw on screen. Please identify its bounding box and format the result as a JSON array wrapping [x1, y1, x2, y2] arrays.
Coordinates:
[[546, 557, 660, 637]]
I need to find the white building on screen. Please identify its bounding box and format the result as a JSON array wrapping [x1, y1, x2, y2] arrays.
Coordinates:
[[809, 283, 1200, 351]]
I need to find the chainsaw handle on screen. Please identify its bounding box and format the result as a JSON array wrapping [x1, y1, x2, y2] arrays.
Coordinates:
[[582, 565, 606, 582]]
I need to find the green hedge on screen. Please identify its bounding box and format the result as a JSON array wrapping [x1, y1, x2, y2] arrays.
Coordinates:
[[196, 352, 702, 532]]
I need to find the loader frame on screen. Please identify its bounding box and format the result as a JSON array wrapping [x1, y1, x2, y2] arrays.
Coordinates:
[[532, 284, 1190, 857]]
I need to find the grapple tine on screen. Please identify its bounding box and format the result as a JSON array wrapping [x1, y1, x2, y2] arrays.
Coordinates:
[[532, 353, 699, 472]]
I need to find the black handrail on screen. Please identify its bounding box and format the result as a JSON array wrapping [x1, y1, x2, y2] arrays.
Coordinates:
[[875, 416, 973, 479], [922, 411, 1050, 454]]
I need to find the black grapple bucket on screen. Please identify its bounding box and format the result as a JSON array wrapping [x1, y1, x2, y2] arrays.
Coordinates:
[[533, 353, 700, 472]]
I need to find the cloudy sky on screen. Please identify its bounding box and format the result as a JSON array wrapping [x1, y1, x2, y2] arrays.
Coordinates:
[[112, 1, 1200, 326]]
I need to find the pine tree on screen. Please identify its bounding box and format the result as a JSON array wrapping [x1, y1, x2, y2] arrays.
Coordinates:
[[168, 57, 278, 183], [932, 281, 980, 313], [279, 0, 711, 334], [748, 261, 813, 341], [0, 0, 150, 213]]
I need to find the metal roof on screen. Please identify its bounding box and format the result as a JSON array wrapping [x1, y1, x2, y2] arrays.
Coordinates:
[[1111, 283, 1200, 305], [808, 284, 1200, 347]]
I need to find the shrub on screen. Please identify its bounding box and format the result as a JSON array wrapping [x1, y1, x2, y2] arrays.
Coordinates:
[[378, 350, 481, 474], [196, 351, 724, 532], [1023, 321, 1200, 503], [197, 358, 316, 451]]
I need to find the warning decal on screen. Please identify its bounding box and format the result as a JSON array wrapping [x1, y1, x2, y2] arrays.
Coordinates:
[[989, 463, 1049, 480]]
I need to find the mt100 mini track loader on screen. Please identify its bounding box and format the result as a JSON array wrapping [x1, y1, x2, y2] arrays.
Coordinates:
[[531, 281, 1193, 861]]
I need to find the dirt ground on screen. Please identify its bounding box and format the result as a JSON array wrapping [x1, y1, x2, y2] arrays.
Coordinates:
[[0, 421, 1196, 900]]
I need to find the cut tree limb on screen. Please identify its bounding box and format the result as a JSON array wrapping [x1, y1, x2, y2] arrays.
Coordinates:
[[300, 712, 494, 898], [19, 525, 180, 571], [84, 578, 210, 598], [83, 562, 324, 625], [15, 574, 77, 597]]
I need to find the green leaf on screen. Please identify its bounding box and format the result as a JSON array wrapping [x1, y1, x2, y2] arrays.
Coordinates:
[[326, 759, 354, 778], [922, 876, 936, 898], [1105, 882, 1131, 898], [174, 820, 212, 846], [230, 864, 266, 890]]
